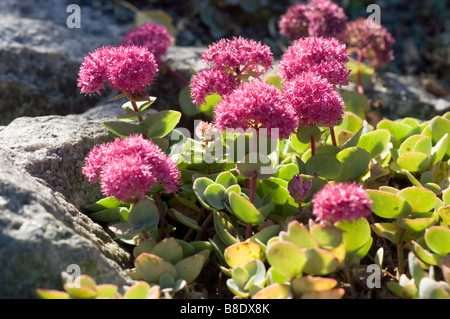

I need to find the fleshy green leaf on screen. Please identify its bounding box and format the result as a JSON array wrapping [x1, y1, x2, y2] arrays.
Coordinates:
[[302, 248, 341, 276], [357, 129, 391, 159], [174, 254, 205, 284], [429, 116, 450, 156], [102, 121, 148, 137], [170, 209, 201, 231], [135, 253, 177, 284], [377, 119, 413, 146], [266, 242, 306, 279], [224, 242, 265, 268], [341, 91, 370, 119], [397, 187, 437, 213], [140, 110, 182, 138], [204, 183, 226, 210], [151, 238, 183, 264], [193, 177, 215, 210], [305, 154, 342, 179], [123, 281, 151, 299], [367, 190, 412, 218], [228, 192, 265, 225], [215, 171, 238, 189], [424, 226, 450, 256], [335, 218, 371, 255], [335, 147, 371, 182], [291, 276, 337, 295], [127, 199, 160, 230], [252, 283, 292, 299]]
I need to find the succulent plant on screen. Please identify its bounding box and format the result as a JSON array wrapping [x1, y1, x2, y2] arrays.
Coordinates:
[[36, 273, 160, 299], [128, 237, 212, 297], [387, 252, 449, 299]]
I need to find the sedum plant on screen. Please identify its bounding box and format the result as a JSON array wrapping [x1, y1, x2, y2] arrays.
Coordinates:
[[36, 4, 449, 299], [36, 273, 160, 299]]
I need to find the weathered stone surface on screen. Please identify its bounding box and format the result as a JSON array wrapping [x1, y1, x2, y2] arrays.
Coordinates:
[[0, 147, 133, 298], [0, 103, 142, 298], [366, 72, 450, 120], [0, 1, 127, 125]]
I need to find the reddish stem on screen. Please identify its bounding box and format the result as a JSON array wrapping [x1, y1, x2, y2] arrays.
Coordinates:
[[330, 127, 337, 147], [155, 192, 169, 238], [246, 173, 258, 239], [166, 66, 190, 86], [310, 135, 316, 157]]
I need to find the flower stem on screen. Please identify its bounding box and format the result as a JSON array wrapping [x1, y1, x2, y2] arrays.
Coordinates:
[[246, 173, 258, 239], [155, 192, 169, 238], [310, 135, 316, 156], [330, 126, 337, 147], [166, 66, 190, 86], [131, 100, 144, 123]]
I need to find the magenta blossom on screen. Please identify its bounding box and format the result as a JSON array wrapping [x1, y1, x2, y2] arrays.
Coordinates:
[[78, 45, 158, 96], [345, 17, 395, 67], [312, 183, 373, 224], [213, 81, 298, 140], [83, 135, 180, 202], [283, 72, 345, 128], [122, 22, 173, 65], [279, 0, 347, 41], [190, 68, 237, 105], [279, 36, 350, 87], [201, 36, 273, 80]]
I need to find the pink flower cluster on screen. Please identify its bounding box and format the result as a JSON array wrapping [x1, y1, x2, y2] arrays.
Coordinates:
[[122, 22, 173, 66], [312, 183, 373, 224], [283, 72, 345, 127], [191, 37, 273, 105], [279, 0, 347, 42], [345, 17, 395, 67], [279, 36, 350, 87], [83, 135, 180, 202], [213, 81, 298, 140], [77, 45, 158, 96], [201, 36, 273, 76]]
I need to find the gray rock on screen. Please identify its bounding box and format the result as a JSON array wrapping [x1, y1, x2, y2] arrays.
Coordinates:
[[0, 148, 133, 298], [367, 72, 450, 120], [0, 1, 128, 126], [0, 104, 145, 298]]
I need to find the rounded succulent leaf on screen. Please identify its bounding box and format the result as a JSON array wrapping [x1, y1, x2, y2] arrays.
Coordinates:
[[397, 152, 430, 173], [367, 190, 412, 218], [419, 277, 450, 299], [397, 187, 437, 213], [291, 276, 337, 295], [281, 221, 318, 249], [204, 183, 227, 209], [335, 218, 371, 254], [128, 199, 160, 230], [302, 248, 340, 276], [151, 237, 184, 264], [215, 171, 238, 189], [335, 147, 370, 182], [225, 242, 265, 268], [228, 192, 265, 225], [425, 226, 450, 256], [395, 218, 436, 234], [135, 253, 178, 284], [411, 240, 442, 266], [251, 283, 292, 299], [266, 242, 306, 279], [305, 154, 342, 179], [174, 254, 206, 284], [357, 129, 391, 159], [123, 281, 151, 299]]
